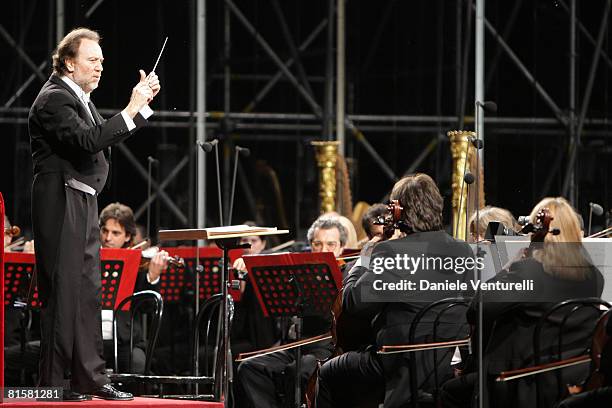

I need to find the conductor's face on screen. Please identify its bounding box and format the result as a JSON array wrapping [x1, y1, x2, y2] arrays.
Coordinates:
[[66, 38, 104, 94]]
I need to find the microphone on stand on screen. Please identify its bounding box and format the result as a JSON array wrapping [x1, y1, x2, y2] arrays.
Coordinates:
[[197, 139, 223, 226], [461, 172, 476, 239], [228, 146, 251, 226], [196, 139, 216, 153], [588, 202, 604, 236], [476, 100, 498, 114], [146, 156, 159, 240], [473, 99, 496, 408], [471, 100, 496, 240], [467, 136, 484, 149]]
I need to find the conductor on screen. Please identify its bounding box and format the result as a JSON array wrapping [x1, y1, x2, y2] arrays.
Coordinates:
[[28, 27, 160, 401]]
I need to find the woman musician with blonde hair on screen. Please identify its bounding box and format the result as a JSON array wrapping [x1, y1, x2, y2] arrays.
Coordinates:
[[440, 197, 604, 408]]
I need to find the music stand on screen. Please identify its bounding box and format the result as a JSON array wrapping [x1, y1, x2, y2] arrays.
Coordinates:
[[99, 248, 142, 311], [243, 252, 342, 318], [158, 227, 288, 405], [243, 252, 342, 407], [160, 246, 243, 304], [4, 251, 38, 385], [1, 192, 4, 389], [3, 253, 38, 309]]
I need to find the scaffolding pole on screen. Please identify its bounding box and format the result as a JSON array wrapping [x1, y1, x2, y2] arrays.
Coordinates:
[[196, 0, 207, 230], [336, 0, 346, 155]]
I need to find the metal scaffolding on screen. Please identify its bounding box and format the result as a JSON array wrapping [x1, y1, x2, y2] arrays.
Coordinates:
[[1, 0, 612, 230]]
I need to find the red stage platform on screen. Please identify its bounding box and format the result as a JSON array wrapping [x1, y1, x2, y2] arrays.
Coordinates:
[[2, 396, 224, 407]]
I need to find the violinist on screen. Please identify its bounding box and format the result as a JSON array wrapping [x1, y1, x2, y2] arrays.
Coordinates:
[[355, 203, 387, 248], [315, 173, 474, 408], [3, 215, 34, 253], [3, 213, 42, 386], [468, 206, 519, 243], [235, 216, 346, 408], [98, 202, 168, 373], [440, 197, 604, 408], [4, 215, 13, 247]]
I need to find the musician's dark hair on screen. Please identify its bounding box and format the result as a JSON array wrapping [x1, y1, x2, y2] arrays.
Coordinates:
[[99, 202, 137, 248], [307, 216, 348, 247], [390, 173, 443, 232], [52, 27, 100, 75], [361, 204, 387, 239]]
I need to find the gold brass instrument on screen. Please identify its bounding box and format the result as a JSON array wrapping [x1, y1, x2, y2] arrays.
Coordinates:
[[448, 130, 484, 241]]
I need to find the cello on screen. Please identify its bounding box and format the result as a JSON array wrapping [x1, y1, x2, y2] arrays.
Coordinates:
[[305, 200, 407, 407]]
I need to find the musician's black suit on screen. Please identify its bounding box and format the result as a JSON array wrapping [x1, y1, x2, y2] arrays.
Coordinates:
[[316, 230, 474, 408], [29, 74, 148, 392], [440, 257, 604, 408]]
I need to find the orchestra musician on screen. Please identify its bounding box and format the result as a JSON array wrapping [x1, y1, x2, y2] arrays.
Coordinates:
[[4, 215, 12, 248], [468, 206, 520, 243], [98, 202, 168, 374], [357, 203, 387, 247], [314, 173, 474, 408], [440, 197, 605, 408], [28, 27, 160, 401], [235, 216, 347, 408], [3, 214, 41, 386]]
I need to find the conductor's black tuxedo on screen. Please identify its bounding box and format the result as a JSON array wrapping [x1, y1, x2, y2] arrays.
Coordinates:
[[29, 74, 148, 392]]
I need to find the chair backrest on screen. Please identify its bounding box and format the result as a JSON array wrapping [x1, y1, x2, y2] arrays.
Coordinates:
[[113, 290, 164, 374], [408, 297, 472, 408], [533, 297, 610, 406], [192, 293, 235, 395]]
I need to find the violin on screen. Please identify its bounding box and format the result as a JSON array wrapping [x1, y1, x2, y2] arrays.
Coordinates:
[[4, 225, 21, 238], [140, 246, 185, 268]]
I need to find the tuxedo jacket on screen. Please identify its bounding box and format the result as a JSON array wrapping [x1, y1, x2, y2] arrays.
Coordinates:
[[29, 74, 147, 193]]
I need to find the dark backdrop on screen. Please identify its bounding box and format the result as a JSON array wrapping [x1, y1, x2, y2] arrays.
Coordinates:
[[1, 0, 611, 242]]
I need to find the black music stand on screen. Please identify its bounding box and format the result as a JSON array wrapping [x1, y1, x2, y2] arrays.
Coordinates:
[[158, 227, 288, 405], [243, 252, 342, 408], [159, 246, 242, 305]]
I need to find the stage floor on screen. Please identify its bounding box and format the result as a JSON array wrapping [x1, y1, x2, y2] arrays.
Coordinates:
[[2, 396, 224, 407]]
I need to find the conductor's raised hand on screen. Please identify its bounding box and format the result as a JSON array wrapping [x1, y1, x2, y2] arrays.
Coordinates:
[[138, 69, 161, 103], [125, 72, 153, 118], [146, 71, 161, 101]]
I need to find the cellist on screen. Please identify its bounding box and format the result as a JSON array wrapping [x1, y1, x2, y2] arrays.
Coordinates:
[[235, 216, 347, 408], [439, 197, 604, 408], [314, 173, 474, 408]]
